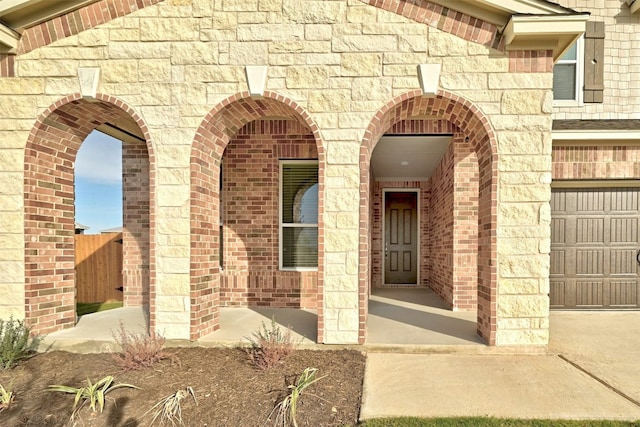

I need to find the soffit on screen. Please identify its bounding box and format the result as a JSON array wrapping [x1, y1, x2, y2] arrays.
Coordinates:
[[0, 0, 99, 52], [371, 135, 452, 181]]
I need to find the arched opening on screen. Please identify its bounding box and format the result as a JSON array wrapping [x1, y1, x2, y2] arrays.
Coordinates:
[[190, 92, 325, 341], [360, 90, 498, 345], [24, 94, 155, 336]]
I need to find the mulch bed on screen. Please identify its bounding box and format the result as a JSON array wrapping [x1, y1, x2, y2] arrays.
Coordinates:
[[0, 347, 366, 426]]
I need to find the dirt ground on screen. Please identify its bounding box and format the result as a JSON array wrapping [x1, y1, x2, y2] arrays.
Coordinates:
[[0, 347, 366, 426]]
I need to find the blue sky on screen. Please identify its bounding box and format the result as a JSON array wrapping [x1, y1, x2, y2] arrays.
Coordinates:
[[75, 130, 122, 234]]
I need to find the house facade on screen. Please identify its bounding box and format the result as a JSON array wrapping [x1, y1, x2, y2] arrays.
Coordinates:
[[0, 0, 628, 347]]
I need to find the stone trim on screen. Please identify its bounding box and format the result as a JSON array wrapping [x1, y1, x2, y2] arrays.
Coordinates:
[[17, 0, 163, 55], [360, 0, 504, 50], [359, 89, 499, 345], [24, 93, 155, 335], [190, 91, 325, 342]]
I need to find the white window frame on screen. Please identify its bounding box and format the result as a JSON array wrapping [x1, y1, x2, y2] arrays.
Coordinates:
[[553, 36, 584, 107], [279, 160, 319, 271]]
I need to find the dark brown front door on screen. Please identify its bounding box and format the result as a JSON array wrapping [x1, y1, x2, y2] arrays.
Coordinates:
[[550, 188, 640, 309], [384, 191, 418, 285]]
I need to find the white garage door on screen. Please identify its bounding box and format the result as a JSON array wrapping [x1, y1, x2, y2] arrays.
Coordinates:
[[550, 188, 640, 309]]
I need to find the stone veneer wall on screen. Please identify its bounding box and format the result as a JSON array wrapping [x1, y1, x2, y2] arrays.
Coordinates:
[[220, 120, 318, 309], [0, 0, 555, 346]]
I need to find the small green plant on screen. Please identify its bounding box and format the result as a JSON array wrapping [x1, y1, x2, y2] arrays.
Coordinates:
[[147, 386, 197, 426], [112, 322, 176, 371], [270, 367, 325, 427], [48, 375, 138, 418], [246, 318, 296, 370], [0, 383, 14, 412], [0, 316, 42, 370]]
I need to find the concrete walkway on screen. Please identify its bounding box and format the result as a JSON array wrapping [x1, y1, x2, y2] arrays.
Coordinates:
[[360, 311, 640, 421]]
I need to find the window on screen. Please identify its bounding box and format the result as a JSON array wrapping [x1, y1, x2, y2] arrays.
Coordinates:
[[553, 37, 583, 104], [280, 161, 318, 269]]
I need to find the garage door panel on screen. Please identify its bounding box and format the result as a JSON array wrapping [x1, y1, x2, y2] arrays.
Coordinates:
[[610, 281, 638, 307], [576, 281, 604, 307], [551, 187, 640, 309], [610, 218, 638, 243]]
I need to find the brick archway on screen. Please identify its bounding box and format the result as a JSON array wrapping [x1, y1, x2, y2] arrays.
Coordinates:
[[190, 91, 325, 341], [24, 94, 155, 335], [360, 89, 498, 345]]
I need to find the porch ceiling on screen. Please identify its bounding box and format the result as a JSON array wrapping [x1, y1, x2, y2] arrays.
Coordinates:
[[371, 135, 451, 181]]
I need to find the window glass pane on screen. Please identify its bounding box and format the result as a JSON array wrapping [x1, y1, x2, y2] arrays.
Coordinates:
[[282, 227, 318, 268], [553, 64, 577, 100], [282, 164, 318, 224], [560, 43, 577, 61]]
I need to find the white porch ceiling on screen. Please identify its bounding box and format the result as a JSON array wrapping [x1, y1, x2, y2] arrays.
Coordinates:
[[371, 135, 452, 181]]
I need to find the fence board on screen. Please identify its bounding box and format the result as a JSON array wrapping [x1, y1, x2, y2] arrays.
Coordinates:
[[75, 233, 123, 303]]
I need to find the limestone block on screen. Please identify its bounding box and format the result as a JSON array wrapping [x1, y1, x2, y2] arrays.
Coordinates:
[[440, 73, 488, 90], [157, 213, 190, 235], [109, 29, 141, 41], [489, 73, 553, 90], [18, 59, 78, 78], [325, 188, 359, 212], [498, 294, 549, 318], [347, 6, 377, 23], [499, 172, 545, 186], [0, 150, 23, 171], [308, 90, 350, 112], [222, 0, 258, 11], [499, 255, 549, 278], [398, 35, 427, 52], [259, 0, 282, 12], [325, 275, 358, 292], [542, 91, 554, 114], [539, 203, 551, 224], [153, 311, 190, 325], [229, 42, 269, 65], [155, 321, 190, 339], [325, 229, 358, 253], [341, 53, 382, 77], [157, 273, 190, 294], [192, 0, 214, 17], [201, 29, 237, 42], [130, 82, 172, 105], [442, 57, 508, 73], [337, 112, 375, 129], [0, 261, 24, 282], [0, 78, 44, 95], [501, 91, 546, 115], [335, 212, 360, 229], [497, 226, 547, 239], [324, 330, 358, 344], [332, 35, 398, 52], [325, 262, 347, 277], [157, 256, 190, 274], [345, 251, 358, 275], [429, 31, 468, 57], [0, 173, 22, 195], [363, 23, 425, 35], [501, 184, 550, 203], [101, 60, 138, 83], [269, 54, 307, 66], [499, 278, 540, 294], [0, 234, 22, 249], [498, 238, 540, 256], [140, 18, 199, 41], [155, 143, 192, 167], [0, 212, 22, 234], [141, 106, 180, 127], [499, 203, 540, 226], [286, 66, 329, 88], [497, 318, 532, 329], [0, 305, 24, 319], [0, 248, 20, 262], [392, 76, 420, 89], [351, 77, 393, 101], [325, 292, 358, 308], [0, 195, 20, 211], [326, 141, 359, 164], [495, 329, 548, 346], [539, 238, 551, 255], [173, 83, 208, 105], [79, 28, 110, 47], [383, 53, 427, 65], [338, 309, 359, 330], [283, 0, 346, 23], [305, 24, 332, 41], [498, 132, 544, 155], [238, 24, 304, 41], [110, 42, 171, 59], [498, 155, 551, 173], [333, 23, 363, 36], [139, 60, 172, 82], [45, 78, 80, 95], [158, 185, 189, 207], [307, 53, 341, 65], [38, 46, 107, 60]]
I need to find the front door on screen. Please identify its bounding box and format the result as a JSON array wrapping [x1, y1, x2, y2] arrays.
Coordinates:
[[384, 191, 418, 285]]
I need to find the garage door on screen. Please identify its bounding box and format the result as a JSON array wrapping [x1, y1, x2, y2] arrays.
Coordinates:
[[550, 188, 640, 309]]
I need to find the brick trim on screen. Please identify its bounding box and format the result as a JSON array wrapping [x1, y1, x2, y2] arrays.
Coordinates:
[[24, 93, 156, 335], [360, 0, 504, 50], [0, 54, 15, 77], [190, 91, 325, 341], [17, 0, 163, 55], [508, 50, 553, 73], [359, 89, 499, 345]]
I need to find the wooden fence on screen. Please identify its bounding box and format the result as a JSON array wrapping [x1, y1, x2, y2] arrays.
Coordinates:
[[75, 232, 123, 303]]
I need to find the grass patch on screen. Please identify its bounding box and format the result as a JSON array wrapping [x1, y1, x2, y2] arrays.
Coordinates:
[[76, 301, 123, 316], [359, 418, 640, 427]]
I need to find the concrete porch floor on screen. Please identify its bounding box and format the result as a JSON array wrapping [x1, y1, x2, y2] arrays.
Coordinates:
[[40, 288, 484, 352]]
